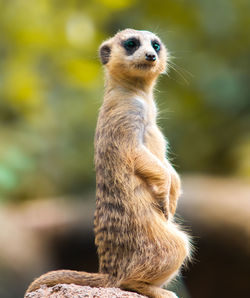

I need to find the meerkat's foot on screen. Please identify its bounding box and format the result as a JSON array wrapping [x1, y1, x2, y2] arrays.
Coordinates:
[[147, 288, 178, 298], [120, 281, 178, 298], [162, 290, 179, 298]]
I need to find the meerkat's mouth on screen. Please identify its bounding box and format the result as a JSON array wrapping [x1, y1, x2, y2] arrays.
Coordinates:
[[134, 63, 155, 70]]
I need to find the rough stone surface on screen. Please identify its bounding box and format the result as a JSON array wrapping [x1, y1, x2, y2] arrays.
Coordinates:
[[25, 284, 147, 298]]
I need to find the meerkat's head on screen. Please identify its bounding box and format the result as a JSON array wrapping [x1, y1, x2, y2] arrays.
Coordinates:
[[99, 29, 168, 83]]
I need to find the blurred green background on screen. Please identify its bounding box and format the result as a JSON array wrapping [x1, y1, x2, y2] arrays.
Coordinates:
[[0, 0, 250, 298]]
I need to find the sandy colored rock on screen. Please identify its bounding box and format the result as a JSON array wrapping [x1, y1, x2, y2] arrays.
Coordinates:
[[25, 283, 147, 298]]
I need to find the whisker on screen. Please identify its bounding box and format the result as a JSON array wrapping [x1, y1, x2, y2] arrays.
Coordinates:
[[169, 59, 194, 78], [167, 61, 192, 85]]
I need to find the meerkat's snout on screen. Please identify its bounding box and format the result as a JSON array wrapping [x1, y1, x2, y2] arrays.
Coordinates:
[[145, 52, 156, 61]]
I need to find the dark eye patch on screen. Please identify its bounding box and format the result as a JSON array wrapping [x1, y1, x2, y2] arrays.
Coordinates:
[[122, 37, 140, 55], [151, 40, 161, 54]]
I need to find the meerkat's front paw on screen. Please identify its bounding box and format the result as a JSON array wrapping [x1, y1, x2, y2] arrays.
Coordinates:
[[151, 183, 169, 200], [152, 169, 171, 199], [157, 199, 169, 220]]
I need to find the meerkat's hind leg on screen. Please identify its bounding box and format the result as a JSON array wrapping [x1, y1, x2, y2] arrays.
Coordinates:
[[120, 280, 178, 298]]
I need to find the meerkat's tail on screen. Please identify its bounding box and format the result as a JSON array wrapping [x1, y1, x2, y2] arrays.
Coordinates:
[[25, 270, 109, 294]]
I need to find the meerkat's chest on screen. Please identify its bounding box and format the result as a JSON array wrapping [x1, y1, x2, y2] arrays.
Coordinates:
[[136, 98, 166, 160], [144, 123, 167, 161]]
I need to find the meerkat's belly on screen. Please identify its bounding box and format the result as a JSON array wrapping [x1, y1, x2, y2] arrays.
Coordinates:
[[144, 124, 166, 162]]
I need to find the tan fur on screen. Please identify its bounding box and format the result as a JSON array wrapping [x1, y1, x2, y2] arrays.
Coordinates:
[[25, 29, 190, 298]]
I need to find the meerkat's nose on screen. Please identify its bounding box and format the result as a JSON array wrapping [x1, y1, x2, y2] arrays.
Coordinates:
[[145, 53, 156, 61]]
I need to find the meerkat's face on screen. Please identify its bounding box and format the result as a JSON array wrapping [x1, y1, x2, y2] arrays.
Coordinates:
[[99, 29, 168, 80]]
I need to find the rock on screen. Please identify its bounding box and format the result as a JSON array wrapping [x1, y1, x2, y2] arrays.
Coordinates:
[[24, 283, 147, 298]]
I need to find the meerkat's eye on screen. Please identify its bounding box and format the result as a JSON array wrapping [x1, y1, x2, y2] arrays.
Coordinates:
[[152, 41, 161, 52], [124, 39, 136, 49], [123, 37, 140, 55]]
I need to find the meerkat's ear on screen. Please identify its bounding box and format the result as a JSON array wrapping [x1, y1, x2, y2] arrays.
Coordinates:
[[99, 40, 112, 65]]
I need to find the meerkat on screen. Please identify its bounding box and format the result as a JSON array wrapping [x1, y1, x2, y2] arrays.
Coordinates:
[[25, 29, 190, 298]]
